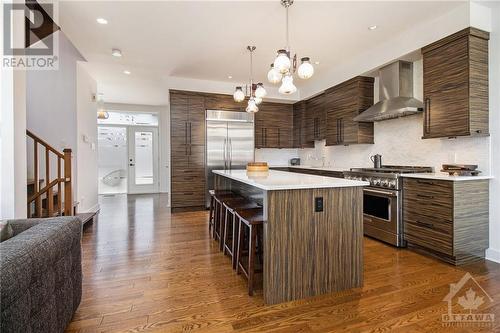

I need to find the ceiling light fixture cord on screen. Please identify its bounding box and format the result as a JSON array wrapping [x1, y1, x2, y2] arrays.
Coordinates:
[[286, 6, 289, 51]]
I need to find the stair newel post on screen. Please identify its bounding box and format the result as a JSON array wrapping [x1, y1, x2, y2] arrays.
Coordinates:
[[46, 148, 54, 216], [34, 141, 42, 217], [57, 156, 62, 216], [63, 149, 73, 216]]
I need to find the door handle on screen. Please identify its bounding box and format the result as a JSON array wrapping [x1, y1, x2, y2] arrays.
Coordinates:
[[425, 98, 431, 134], [278, 128, 281, 147], [223, 138, 227, 170], [185, 122, 188, 145], [189, 122, 192, 144]]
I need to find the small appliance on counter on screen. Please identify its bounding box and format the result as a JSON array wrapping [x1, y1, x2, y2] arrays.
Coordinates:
[[370, 154, 382, 168], [441, 164, 481, 176], [290, 158, 300, 166]]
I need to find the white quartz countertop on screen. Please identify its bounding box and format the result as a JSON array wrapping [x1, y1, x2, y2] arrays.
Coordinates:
[[401, 173, 493, 181], [270, 165, 350, 172], [213, 169, 369, 191]]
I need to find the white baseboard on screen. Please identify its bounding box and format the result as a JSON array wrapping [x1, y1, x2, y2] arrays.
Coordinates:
[[81, 203, 100, 214], [486, 248, 500, 263]]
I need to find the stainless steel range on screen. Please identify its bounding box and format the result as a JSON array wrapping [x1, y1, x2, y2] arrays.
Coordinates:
[[344, 166, 433, 247]]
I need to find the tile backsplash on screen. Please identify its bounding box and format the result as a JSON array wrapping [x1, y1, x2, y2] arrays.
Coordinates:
[[298, 113, 491, 174]]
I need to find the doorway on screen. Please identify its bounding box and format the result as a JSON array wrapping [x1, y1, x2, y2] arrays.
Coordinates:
[[97, 111, 159, 195]]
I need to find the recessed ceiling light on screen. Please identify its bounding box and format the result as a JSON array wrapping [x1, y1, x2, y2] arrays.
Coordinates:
[[96, 18, 108, 25], [228, 75, 233, 79], [314, 61, 320, 65], [111, 48, 122, 57], [123, 70, 131, 75], [368, 25, 378, 30]]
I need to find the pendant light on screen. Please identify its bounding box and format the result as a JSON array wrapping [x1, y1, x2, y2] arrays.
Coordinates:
[[268, 0, 315, 94], [233, 46, 266, 113]]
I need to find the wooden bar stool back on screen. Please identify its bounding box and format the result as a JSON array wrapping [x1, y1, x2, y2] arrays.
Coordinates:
[[235, 207, 264, 296], [213, 192, 240, 241], [222, 200, 260, 268], [208, 189, 232, 236]]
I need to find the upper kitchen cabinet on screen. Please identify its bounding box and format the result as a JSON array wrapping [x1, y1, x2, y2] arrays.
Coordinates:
[[422, 27, 489, 139], [305, 92, 326, 142], [325, 76, 374, 146], [255, 102, 294, 149], [293, 101, 314, 148]]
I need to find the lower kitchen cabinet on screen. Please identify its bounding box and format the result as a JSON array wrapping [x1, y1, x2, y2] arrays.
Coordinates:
[[402, 178, 489, 265]]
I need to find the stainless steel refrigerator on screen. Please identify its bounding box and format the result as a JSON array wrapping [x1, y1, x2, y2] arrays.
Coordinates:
[[205, 110, 254, 207]]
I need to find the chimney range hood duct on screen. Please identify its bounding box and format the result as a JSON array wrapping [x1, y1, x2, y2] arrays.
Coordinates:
[[354, 60, 424, 122]]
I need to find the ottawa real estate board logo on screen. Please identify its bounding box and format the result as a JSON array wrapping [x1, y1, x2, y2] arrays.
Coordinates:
[[442, 272, 495, 328], [3, 0, 59, 70]]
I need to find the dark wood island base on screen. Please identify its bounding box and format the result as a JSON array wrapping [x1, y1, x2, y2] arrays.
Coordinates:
[[214, 171, 365, 304]]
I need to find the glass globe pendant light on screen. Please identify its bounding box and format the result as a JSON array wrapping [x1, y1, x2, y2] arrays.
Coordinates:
[[246, 97, 259, 113], [274, 49, 291, 74], [298, 57, 314, 79], [279, 74, 297, 94], [255, 83, 267, 98], [233, 86, 245, 102], [269, 0, 315, 95], [267, 64, 282, 84]]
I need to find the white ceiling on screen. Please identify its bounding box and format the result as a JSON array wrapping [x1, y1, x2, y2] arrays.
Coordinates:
[[58, 1, 465, 104]]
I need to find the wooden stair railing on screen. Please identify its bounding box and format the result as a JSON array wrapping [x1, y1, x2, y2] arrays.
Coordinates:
[[27, 130, 72, 218]]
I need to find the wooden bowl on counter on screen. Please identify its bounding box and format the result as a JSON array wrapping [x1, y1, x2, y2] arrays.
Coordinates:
[[246, 162, 269, 172]]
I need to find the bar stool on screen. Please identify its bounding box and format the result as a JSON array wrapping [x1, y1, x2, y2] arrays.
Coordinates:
[[235, 207, 264, 296], [213, 192, 241, 241], [217, 196, 250, 251], [222, 200, 260, 268], [208, 189, 233, 235]]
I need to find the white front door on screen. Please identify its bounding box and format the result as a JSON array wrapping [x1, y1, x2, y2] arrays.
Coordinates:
[[128, 126, 159, 194]]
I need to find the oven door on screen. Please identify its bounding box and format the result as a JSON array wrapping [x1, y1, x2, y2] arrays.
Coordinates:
[[363, 187, 401, 245]]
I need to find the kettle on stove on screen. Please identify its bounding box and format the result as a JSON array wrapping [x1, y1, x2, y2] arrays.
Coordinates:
[[370, 154, 382, 168]]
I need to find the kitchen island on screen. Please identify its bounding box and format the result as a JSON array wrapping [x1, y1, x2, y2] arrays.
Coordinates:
[[213, 169, 369, 304]]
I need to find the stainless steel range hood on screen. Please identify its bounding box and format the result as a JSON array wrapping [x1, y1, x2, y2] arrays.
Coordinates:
[[354, 60, 424, 122]]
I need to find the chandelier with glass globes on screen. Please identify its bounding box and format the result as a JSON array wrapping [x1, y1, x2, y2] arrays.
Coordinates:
[[233, 46, 267, 113], [267, 0, 314, 94]]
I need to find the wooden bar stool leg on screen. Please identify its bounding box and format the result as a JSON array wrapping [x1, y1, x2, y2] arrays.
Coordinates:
[[209, 195, 214, 233], [223, 209, 232, 255], [248, 224, 256, 296], [231, 213, 239, 270], [236, 218, 244, 275], [220, 206, 228, 251], [213, 200, 219, 239]]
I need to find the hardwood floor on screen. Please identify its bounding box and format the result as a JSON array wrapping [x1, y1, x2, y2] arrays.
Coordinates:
[[67, 194, 500, 333]]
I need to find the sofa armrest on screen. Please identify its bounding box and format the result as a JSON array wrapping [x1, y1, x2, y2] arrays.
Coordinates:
[[0, 217, 82, 311], [8, 218, 46, 236]]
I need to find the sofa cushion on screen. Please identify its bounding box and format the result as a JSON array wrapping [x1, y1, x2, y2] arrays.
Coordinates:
[[0, 220, 14, 242]]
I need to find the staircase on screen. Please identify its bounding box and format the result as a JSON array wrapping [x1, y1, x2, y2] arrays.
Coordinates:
[[26, 130, 73, 218]]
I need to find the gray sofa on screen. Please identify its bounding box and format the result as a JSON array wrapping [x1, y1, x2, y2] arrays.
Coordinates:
[[0, 217, 82, 333]]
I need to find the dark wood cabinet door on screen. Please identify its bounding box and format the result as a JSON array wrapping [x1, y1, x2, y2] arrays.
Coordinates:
[[255, 123, 264, 148], [423, 36, 469, 138], [188, 144, 205, 170], [264, 127, 279, 148], [188, 95, 206, 145], [305, 93, 325, 142], [278, 127, 293, 148], [422, 28, 489, 139]]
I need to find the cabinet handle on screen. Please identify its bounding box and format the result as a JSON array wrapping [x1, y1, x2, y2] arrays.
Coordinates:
[[336, 119, 339, 143], [340, 119, 344, 143], [189, 122, 192, 144], [265, 128, 267, 147], [415, 220, 434, 229], [416, 180, 435, 185], [425, 98, 431, 134], [278, 128, 281, 147], [185, 122, 188, 145]]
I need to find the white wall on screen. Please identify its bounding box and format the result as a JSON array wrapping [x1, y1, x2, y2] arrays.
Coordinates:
[[26, 31, 84, 205], [486, 2, 500, 263], [255, 149, 299, 166], [76, 63, 98, 212], [1, 5, 27, 219]]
